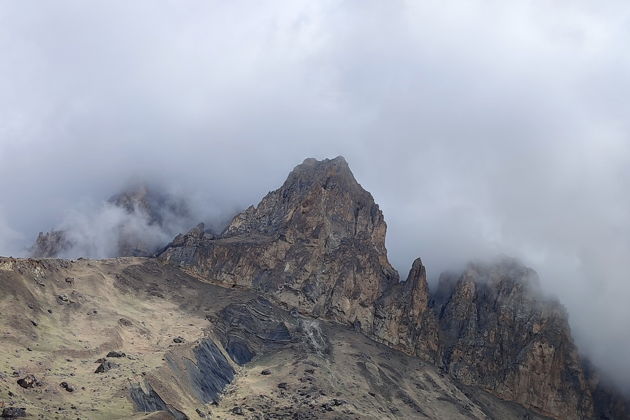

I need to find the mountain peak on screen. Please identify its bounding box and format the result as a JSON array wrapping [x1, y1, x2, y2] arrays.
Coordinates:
[[161, 156, 398, 328], [223, 157, 387, 255], [283, 156, 358, 195]]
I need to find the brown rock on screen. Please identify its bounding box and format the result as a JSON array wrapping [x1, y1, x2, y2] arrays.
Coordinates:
[[60, 381, 75, 392], [373, 258, 439, 362], [433, 258, 594, 419], [16, 375, 39, 389], [159, 157, 399, 330]]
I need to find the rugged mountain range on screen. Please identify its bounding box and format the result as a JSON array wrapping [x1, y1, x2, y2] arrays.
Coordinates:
[[1, 157, 628, 419], [30, 185, 191, 258]]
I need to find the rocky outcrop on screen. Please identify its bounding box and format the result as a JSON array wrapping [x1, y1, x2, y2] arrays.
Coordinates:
[[160, 157, 399, 331], [372, 258, 439, 362], [213, 297, 294, 365], [129, 382, 188, 420], [433, 258, 595, 419], [30, 230, 71, 258]]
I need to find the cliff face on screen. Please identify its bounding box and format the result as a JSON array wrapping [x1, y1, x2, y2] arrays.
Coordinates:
[[160, 157, 399, 330], [372, 258, 440, 362], [158, 156, 628, 420], [434, 258, 594, 419]]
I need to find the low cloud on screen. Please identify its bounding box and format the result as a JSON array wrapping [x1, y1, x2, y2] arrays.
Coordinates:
[[1, 0, 629, 391]]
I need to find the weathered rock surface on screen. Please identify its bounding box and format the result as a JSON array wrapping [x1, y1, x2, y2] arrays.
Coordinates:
[[213, 297, 293, 365], [373, 258, 439, 362], [16, 375, 39, 389], [1, 407, 26, 418], [94, 360, 119, 373], [433, 258, 594, 419], [129, 382, 188, 420], [159, 157, 399, 331]]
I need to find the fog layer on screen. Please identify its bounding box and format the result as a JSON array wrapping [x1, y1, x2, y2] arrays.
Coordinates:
[[1, 1, 629, 390]]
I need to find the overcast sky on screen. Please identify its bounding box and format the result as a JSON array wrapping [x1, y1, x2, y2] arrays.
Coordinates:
[[1, 0, 630, 390]]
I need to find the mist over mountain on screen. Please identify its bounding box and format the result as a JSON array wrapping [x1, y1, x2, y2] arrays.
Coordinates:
[[29, 184, 200, 259], [1, 0, 630, 401], [1, 157, 628, 419]]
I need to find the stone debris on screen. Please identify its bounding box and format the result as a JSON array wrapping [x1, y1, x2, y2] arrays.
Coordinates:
[[94, 360, 119, 373], [16, 375, 40, 389]]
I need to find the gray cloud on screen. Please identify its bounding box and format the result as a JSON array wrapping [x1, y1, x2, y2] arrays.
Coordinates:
[[1, 0, 629, 390]]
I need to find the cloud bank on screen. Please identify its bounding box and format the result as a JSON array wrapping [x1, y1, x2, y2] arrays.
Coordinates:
[[1, 0, 630, 390]]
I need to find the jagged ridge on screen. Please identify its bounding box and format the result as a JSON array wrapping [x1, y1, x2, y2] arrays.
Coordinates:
[[159, 156, 629, 420]]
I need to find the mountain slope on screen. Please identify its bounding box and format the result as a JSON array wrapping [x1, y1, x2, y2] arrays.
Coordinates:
[[0, 256, 554, 420], [1, 156, 627, 419]]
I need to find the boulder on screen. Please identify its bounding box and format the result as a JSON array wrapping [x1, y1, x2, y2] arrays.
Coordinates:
[[1, 407, 26, 418], [94, 360, 119, 373], [60, 381, 75, 392], [16, 375, 39, 389]]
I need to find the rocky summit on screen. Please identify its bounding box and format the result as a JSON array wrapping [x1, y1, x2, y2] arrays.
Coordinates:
[[1, 157, 628, 419], [159, 157, 399, 331]]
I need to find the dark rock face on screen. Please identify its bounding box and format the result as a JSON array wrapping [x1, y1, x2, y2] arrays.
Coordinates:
[[433, 258, 594, 419], [214, 297, 293, 365], [1, 407, 26, 418], [583, 359, 630, 420], [129, 382, 188, 420], [16, 375, 39, 389], [130, 338, 234, 418], [185, 339, 235, 404], [108, 184, 190, 229], [94, 360, 119, 373], [160, 157, 399, 331]]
